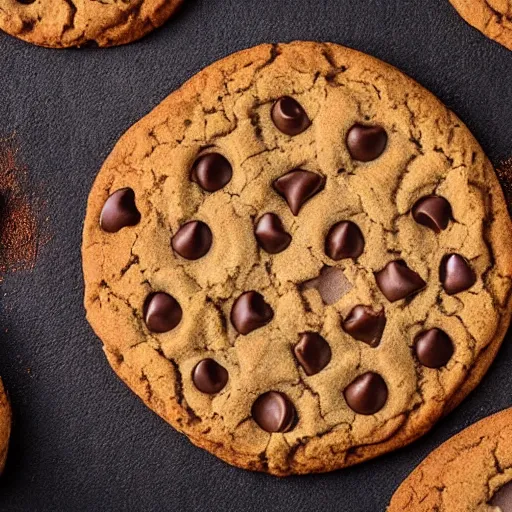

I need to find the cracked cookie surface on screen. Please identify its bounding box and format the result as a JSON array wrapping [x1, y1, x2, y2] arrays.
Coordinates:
[[0, 378, 11, 474], [450, 0, 512, 51], [82, 41, 512, 476], [0, 0, 182, 48], [388, 407, 512, 512]]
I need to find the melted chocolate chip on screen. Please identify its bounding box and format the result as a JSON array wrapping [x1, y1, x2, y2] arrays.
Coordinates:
[[301, 266, 353, 305], [342, 306, 386, 347], [192, 359, 229, 394], [191, 153, 233, 192], [271, 96, 311, 136], [254, 213, 292, 254], [490, 481, 512, 511], [230, 291, 274, 335], [293, 333, 332, 376], [325, 221, 365, 260], [273, 169, 325, 216], [144, 292, 183, 333], [440, 254, 476, 295], [171, 221, 212, 260], [344, 372, 388, 415], [252, 391, 296, 433], [346, 124, 388, 162], [412, 196, 452, 232], [375, 260, 426, 302], [100, 188, 141, 233], [414, 329, 454, 368]]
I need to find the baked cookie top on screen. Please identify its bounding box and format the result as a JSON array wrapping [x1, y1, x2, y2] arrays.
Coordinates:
[[0, 378, 11, 474], [0, 0, 182, 48], [82, 41, 512, 476], [388, 407, 512, 512], [450, 0, 512, 51]]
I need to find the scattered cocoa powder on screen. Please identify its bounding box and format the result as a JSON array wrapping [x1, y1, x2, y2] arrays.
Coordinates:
[[0, 134, 48, 281], [496, 158, 512, 215]]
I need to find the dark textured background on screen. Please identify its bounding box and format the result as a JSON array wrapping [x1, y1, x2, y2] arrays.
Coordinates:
[[0, 0, 511, 510]]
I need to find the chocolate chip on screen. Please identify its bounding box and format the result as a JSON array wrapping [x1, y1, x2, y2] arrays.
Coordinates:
[[440, 254, 476, 295], [293, 333, 332, 376], [273, 169, 325, 216], [192, 359, 229, 394], [271, 96, 311, 136], [325, 221, 365, 260], [342, 306, 386, 347], [490, 481, 512, 511], [344, 372, 388, 415], [375, 260, 426, 302], [252, 391, 297, 433], [346, 124, 388, 162], [100, 188, 141, 233], [191, 153, 233, 192], [414, 329, 454, 368], [254, 213, 292, 254], [412, 196, 452, 232], [301, 266, 353, 305], [171, 221, 212, 260], [144, 292, 183, 333], [230, 291, 274, 335]]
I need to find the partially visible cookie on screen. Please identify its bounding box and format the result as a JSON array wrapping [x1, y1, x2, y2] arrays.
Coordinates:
[[0, 0, 183, 48], [388, 407, 512, 512], [449, 0, 512, 51], [83, 41, 512, 476], [0, 378, 11, 474]]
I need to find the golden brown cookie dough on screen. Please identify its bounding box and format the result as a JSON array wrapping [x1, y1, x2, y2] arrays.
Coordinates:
[[388, 407, 512, 512], [0, 378, 11, 474], [449, 0, 512, 51], [0, 0, 183, 48], [82, 42, 512, 476]]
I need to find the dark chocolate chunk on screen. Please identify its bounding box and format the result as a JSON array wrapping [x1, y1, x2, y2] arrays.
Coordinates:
[[192, 359, 229, 394], [254, 213, 292, 254], [100, 188, 141, 233], [375, 260, 426, 302], [271, 96, 311, 136], [490, 481, 512, 511], [171, 221, 212, 260], [342, 305, 386, 347], [344, 372, 388, 415], [252, 391, 297, 433], [293, 332, 332, 376], [144, 292, 183, 333], [191, 153, 233, 192], [414, 329, 454, 368], [325, 221, 365, 260], [440, 254, 476, 295], [273, 169, 325, 216], [301, 266, 353, 305], [230, 291, 274, 335], [346, 124, 387, 162], [412, 196, 452, 232]]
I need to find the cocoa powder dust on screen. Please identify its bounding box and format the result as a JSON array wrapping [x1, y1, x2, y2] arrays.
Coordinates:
[[497, 158, 512, 215], [0, 135, 47, 281]]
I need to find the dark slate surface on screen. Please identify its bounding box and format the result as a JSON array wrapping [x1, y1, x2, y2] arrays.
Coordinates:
[[0, 0, 511, 510]]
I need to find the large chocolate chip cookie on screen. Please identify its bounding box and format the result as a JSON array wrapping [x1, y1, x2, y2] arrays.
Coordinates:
[[0, 378, 11, 474], [82, 42, 512, 476], [450, 0, 512, 51], [0, 0, 182, 48], [388, 407, 512, 512]]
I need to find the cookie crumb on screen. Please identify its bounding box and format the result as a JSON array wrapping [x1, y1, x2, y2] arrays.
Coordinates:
[[496, 158, 512, 215]]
